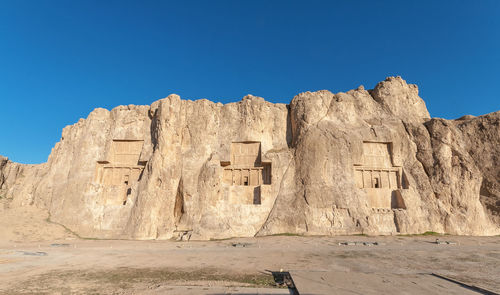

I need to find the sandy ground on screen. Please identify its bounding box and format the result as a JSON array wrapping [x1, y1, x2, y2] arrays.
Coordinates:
[[1, 204, 499, 294], [0, 201, 74, 243]]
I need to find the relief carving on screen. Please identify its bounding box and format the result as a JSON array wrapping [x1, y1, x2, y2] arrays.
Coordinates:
[[95, 140, 146, 205], [220, 142, 271, 204], [354, 142, 406, 209]]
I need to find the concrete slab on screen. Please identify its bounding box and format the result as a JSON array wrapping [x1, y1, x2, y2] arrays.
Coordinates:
[[144, 285, 290, 295], [290, 270, 482, 295]]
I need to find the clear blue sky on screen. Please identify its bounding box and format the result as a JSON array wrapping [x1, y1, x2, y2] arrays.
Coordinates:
[[1, 1, 499, 164]]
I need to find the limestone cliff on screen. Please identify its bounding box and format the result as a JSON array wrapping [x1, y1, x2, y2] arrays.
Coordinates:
[[1, 77, 499, 239]]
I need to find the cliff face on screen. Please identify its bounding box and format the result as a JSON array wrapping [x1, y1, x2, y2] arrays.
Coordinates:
[[1, 77, 499, 239]]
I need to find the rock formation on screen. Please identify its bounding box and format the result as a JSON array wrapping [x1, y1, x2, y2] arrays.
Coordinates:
[[1, 77, 499, 240]]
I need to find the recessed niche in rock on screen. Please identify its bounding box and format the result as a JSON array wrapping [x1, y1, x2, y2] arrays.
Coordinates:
[[220, 142, 271, 204], [354, 142, 406, 209], [221, 142, 271, 186], [94, 140, 147, 205]]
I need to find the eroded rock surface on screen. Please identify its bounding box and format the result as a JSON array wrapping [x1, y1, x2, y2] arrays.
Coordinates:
[[1, 77, 499, 239]]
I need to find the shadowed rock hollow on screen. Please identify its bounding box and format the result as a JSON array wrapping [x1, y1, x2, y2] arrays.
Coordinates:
[[1, 77, 499, 240]]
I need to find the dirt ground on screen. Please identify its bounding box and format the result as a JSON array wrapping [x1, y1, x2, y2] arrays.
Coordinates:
[[0, 204, 499, 294]]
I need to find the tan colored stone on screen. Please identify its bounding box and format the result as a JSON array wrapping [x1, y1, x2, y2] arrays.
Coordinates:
[[1, 77, 499, 240]]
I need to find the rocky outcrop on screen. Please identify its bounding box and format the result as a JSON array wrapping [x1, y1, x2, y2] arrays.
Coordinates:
[[453, 113, 500, 226], [1, 77, 499, 239]]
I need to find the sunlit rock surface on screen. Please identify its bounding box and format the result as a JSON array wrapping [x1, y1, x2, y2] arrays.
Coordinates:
[[1, 77, 499, 239]]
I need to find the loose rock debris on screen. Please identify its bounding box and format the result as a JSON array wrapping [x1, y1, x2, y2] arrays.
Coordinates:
[[338, 241, 384, 246], [231, 242, 252, 248], [50, 243, 70, 247], [435, 239, 457, 245], [18, 251, 47, 256]]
